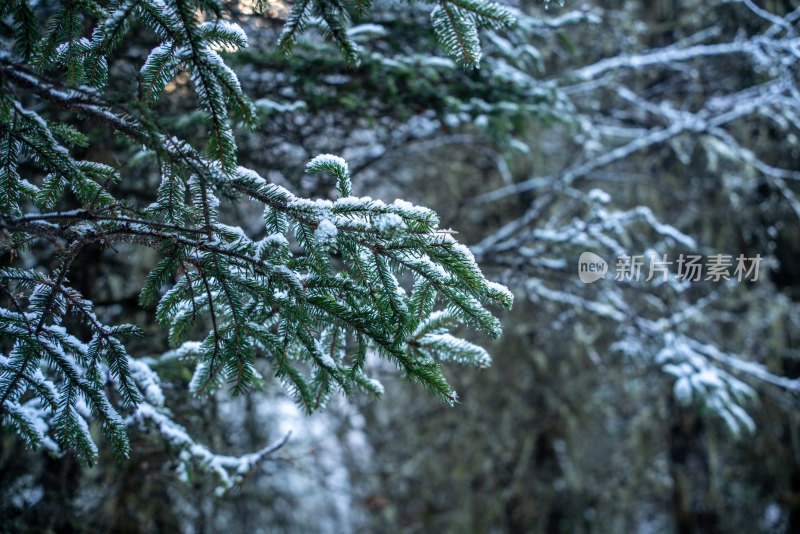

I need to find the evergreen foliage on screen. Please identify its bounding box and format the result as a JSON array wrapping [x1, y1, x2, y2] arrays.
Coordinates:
[[0, 0, 512, 463], [276, 0, 515, 67]]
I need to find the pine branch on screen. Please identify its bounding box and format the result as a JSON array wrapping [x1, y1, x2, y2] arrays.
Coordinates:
[[0, 0, 512, 466]]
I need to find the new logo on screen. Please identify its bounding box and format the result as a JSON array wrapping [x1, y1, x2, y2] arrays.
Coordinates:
[[578, 252, 608, 284]]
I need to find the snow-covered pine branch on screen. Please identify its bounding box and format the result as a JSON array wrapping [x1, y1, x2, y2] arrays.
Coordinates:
[[0, 0, 512, 464]]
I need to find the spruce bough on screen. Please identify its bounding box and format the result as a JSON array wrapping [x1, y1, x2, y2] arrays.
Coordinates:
[[0, 0, 513, 466]]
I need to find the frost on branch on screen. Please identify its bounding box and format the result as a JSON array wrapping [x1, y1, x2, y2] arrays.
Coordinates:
[[0, 0, 511, 464], [276, 0, 516, 68], [0, 0, 512, 463]]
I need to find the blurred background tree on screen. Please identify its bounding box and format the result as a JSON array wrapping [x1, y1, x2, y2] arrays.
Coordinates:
[[3, 0, 800, 533]]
